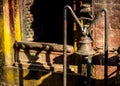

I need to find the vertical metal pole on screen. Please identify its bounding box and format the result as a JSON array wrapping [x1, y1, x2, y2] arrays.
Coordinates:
[[63, 7, 67, 86], [63, 5, 83, 86], [88, 8, 108, 86], [86, 56, 92, 86], [103, 8, 108, 86]]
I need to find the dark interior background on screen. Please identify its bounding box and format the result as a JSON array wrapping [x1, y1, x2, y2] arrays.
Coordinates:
[[30, 0, 74, 45]]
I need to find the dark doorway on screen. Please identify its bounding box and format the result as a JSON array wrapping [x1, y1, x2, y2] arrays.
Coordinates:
[[30, 0, 74, 45]]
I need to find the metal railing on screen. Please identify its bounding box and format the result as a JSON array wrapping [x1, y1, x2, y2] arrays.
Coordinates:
[[63, 5, 108, 86], [63, 5, 83, 86], [63, 5, 95, 86]]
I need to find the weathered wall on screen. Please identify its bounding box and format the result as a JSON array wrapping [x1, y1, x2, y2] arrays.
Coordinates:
[[93, 0, 120, 50], [91, 0, 120, 86]]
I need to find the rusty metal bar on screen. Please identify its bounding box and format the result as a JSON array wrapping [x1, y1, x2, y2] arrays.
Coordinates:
[[64, 5, 83, 32], [102, 8, 108, 86], [63, 5, 83, 86], [63, 7, 67, 86]]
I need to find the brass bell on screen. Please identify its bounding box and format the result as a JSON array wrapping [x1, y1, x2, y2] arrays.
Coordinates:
[[76, 36, 95, 56]]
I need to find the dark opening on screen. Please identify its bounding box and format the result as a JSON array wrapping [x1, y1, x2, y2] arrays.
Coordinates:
[[30, 0, 74, 45]]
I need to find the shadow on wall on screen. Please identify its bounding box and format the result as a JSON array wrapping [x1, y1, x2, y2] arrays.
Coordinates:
[[14, 41, 120, 86]]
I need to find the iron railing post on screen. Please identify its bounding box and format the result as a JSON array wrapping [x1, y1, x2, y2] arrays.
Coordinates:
[[63, 7, 67, 86], [63, 5, 83, 86], [102, 8, 108, 86]]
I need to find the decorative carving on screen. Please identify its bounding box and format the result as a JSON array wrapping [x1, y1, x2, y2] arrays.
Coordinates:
[[23, 0, 34, 41]]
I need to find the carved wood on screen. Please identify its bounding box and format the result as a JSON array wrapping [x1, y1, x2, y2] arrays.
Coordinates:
[[23, 0, 34, 41]]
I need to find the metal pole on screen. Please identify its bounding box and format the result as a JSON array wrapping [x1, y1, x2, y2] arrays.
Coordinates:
[[64, 5, 83, 32], [63, 7, 67, 86], [102, 8, 108, 86], [87, 8, 108, 86], [86, 56, 92, 86], [63, 5, 83, 86]]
